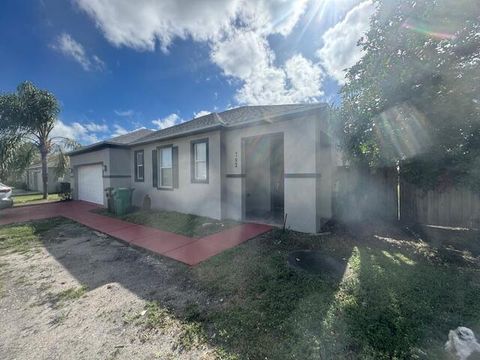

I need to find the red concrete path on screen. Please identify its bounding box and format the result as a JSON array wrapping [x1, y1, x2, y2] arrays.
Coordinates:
[[0, 201, 271, 266]]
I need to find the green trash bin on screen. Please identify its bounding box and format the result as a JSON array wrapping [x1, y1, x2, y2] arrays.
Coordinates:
[[112, 187, 134, 216]]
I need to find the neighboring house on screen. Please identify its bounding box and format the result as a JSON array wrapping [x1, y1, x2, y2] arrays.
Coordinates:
[[26, 159, 66, 193], [68, 104, 338, 233]]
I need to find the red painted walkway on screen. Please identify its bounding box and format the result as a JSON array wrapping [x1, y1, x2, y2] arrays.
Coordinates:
[[0, 201, 272, 266]]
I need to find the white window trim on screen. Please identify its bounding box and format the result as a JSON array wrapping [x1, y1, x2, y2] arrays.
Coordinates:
[[135, 150, 144, 181], [191, 139, 209, 184], [194, 144, 207, 181], [159, 146, 173, 189]]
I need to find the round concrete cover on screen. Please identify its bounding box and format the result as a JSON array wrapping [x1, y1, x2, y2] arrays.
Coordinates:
[[287, 250, 345, 277]]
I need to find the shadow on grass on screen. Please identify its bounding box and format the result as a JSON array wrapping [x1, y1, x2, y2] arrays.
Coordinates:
[[31, 219, 353, 358], [3, 217, 480, 359], [190, 230, 356, 359], [410, 223, 480, 263], [342, 238, 480, 359], [92, 208, 240, 238]]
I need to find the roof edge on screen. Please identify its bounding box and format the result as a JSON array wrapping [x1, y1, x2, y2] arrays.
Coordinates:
[[130, 124, 224, 146], [68, 104, 329, 155], [67, 142, 129, 156], [222, 104, 329, 130]]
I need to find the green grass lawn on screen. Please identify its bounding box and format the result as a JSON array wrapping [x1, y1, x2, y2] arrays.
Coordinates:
[[0, 217, 66, 254], [2, 217, 479, 359], [94, 208, 240, 237], [191, 227, 480, 359], [13, 193, 60, 206]]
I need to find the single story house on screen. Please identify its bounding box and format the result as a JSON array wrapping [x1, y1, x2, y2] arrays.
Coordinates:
[[26, 159, 66, 193], [68, 104, 338, 233]]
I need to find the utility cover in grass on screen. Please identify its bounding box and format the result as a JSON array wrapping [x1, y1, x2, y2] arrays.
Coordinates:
[[288, 250, 346, 278]]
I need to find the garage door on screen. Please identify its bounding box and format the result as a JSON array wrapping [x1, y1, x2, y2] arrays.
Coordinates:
[[77, 164, 104, 205]]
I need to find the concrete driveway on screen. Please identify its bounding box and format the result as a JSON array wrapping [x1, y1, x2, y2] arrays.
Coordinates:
[[0, 201, 271, 265]]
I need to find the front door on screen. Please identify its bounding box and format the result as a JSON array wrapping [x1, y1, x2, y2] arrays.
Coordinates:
[[270, 134, 284, 221], [244, 133, 284, 224]]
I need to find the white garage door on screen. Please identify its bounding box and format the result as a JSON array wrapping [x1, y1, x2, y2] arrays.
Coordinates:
[[77, 164, 104, 205]]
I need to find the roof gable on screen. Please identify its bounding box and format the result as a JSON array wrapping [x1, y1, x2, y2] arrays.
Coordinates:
[[69, 104, 327, 155], [107, 128, 154, 144], [132, 112, 222, 144], [131, 104, 327, 145], [68, 128, 154, 156]]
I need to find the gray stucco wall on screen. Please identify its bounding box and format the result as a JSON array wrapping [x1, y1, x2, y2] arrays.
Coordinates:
[[106, 148, 133, 192], [68, 110, 335, 233], [316, 122, 334, 229], [108, 148, 132, 176], [221, 110, 331, 233], [70, 148, 110, 171], [69, 147, 133, 206], [27, 167, 58, 193], [130, 130, 222, 219]]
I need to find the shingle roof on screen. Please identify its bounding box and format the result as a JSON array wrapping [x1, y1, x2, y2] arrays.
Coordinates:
[[131, 104, 327, 145], [69, 104, 327, 155], [105, 128, 154, 144], [132, 112, 222, 145], [216, 104, 327, 126], [68, 128, 154, 156]]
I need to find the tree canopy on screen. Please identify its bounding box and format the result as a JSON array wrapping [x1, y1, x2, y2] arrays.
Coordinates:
[[0, 82, 78, 195], [16, 82, 60, 152], [339, 0, 480, 189], [0, 92, 27, 181]]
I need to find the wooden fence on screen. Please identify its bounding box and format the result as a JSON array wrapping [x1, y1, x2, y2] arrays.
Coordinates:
[[333, 166, 398, 223], [333, 166, 480, 229], [400, 181, 480, 228]]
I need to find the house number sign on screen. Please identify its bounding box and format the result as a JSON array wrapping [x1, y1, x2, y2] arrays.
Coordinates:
[[234, 152, 238, 168]]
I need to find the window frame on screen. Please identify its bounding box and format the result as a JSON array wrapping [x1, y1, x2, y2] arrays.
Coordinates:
[[158, 145, 174, 189], [191, 138, 209, 184], [134, 150, 144, 182]]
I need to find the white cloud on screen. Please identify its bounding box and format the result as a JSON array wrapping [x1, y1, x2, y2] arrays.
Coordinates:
[[112, 124, 128, 137], [51, 33, 105, 71], [284, 54, 324, 100], [111, 124, 146, 137], [316, 0, 375, 84], [235, 53, 324, 105], [74, 0, 324, 104], [51, 120, 101, 145], [75, 0, 307, 51], [75, 0, 239, 51], [211, 30, 272, 79], [193, 110, 211, 118], [212, 30, 324, 105], [151, 113, 183, 130], [114, 109, 134, 117], [240, 0, 308, 36], [84, 122, 109, 132]]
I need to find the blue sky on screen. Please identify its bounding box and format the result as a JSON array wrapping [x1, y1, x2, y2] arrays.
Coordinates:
[[0, 0, 375, 144]]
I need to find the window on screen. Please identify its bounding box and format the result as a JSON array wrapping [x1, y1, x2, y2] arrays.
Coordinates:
[[159, 146, 173, 188], [134, 150, 144, 182], [191, 139, 208, 183]]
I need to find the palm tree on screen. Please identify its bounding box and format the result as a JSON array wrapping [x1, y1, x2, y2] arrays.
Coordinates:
[[1, 82, 79, 197], [16, 82, 60, 199]]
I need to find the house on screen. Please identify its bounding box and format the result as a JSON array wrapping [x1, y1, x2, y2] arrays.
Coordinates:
[[26, 158, 67, 193], [68, 104, 337, 233]]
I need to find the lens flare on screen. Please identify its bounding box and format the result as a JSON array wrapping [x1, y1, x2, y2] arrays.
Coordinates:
[[402, 20, 457, 40], [374, 103, 431, 160]]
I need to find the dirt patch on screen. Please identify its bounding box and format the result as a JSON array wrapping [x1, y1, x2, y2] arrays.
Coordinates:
[[2, 218, 479, 359], [287, 250, 347, 279], [0, 220, 222, 360]]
